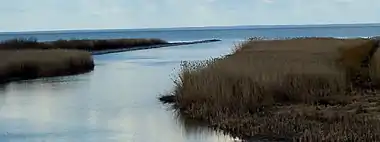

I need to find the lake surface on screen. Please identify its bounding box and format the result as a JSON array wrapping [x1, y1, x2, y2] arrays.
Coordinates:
[[0, 25, 380, 142]]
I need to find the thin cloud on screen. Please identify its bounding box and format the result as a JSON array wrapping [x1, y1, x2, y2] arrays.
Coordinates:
[[263, 0, 274, 3], [1, 0, 380, 32]]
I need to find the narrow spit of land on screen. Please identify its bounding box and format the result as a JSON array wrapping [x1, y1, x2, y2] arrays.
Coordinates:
[[0, 38, 168, 51], [160, 37, 380, 141], [0, 38, 221, 84], [91, 39, 221, 55]]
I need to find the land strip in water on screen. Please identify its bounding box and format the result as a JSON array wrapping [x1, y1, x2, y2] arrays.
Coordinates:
[[0, 38, 220, 84], [160, 37, 380, 141], [0, 49, 94, 84], [0, 38, 168, 51], [91, 39, 221, 55]]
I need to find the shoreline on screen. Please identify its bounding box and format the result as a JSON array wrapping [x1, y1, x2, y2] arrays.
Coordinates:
[[91, 39, 221, 55], [0, 38, 169, 51], [0, 65, 93, 84]]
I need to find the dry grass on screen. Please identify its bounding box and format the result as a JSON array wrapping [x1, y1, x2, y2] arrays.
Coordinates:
[[48, 38, 168, 51], [370, 45, 380, 87], [162, 37, 380, 141], [0, 38, 53, 49], [0, 37, 167, 83], [0, 38, 168, 51], [0, 49, 94, 83]]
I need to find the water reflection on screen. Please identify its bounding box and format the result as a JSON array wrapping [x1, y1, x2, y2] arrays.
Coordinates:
[[0, 41, 237, 142], [175, 112, 228, 140]]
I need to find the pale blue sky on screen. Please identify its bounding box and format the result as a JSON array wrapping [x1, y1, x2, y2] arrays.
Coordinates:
[[1, 0, 380, 32]]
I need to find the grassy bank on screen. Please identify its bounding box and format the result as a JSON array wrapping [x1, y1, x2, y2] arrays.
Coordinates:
[[0, 38, 168, 51], [0, 37, 167, 83], [161, 37, 380, 141], [0, 49, 94, 84]]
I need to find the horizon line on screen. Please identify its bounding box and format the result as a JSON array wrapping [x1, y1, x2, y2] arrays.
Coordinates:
[[1, 22, 380, 34]]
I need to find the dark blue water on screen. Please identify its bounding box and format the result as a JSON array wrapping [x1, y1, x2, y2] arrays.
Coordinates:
[[0, 25, 379, 142]]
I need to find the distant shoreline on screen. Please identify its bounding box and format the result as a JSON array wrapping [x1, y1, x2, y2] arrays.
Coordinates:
[[1, 23, 380, 34], [91, 39, 222, 55]]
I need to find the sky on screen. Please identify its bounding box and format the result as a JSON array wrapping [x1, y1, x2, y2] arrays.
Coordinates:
[[1, 0, 380, 32]]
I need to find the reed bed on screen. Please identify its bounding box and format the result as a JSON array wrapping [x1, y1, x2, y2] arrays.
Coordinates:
[[0, 38, 168, 51], [0, 37, 167, 83], [370, 46, 380, 87], [162, 37, 380, 141], [0, 49, 94, 83]]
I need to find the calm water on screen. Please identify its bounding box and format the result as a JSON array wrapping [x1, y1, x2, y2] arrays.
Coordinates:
[[0, 25, 380, 142]]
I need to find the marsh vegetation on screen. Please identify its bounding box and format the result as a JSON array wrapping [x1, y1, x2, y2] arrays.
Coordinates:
[[161, 37, 380, 141], [0, 38, 168, 51], [0, 37, 170, 83], [0, 49, 94, 83]]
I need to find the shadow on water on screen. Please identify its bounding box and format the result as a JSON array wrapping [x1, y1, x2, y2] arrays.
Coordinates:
[[0, 129, 113, 138], [170, 108, 241, 142], [174, 110, 283, 142], [176, 113, 211, 135], [0, 129, 118, 142], [0, 72, 94, 92], [0, 85, 6, 110]]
